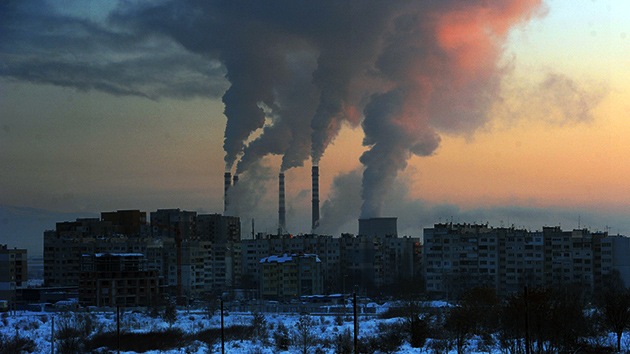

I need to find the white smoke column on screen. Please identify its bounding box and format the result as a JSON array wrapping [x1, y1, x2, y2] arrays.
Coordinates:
[[359, 0, 542, 218]]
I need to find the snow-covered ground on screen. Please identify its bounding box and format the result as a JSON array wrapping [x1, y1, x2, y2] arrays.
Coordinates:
[[0, 302, 621, 353], [0, 302, 422, 353]]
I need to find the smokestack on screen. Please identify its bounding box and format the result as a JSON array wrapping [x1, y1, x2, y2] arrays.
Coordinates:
[[278, 172, 286, 234], [233, 174, 239, 186], [312, 165, 319, 232], [224, 172, 231, 213]]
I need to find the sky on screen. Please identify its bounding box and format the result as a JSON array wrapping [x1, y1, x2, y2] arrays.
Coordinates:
[[1, 0, 629, 253]]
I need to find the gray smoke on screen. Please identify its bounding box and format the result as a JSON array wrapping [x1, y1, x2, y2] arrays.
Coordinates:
[[224, 161, 276, 236], [318, 169, 362, 235], [2, 0, 548, 221], [356, 0, 543, 217]]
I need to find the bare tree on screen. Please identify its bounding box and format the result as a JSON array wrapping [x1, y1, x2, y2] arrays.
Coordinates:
[[444, 287, 500, 354], [294, 314, 316, 354], [444, 305, 473, 354], [597, 279, 630, 352]]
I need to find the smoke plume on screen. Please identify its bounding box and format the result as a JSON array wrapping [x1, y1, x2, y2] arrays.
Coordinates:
[[121, 0, 543, 217], [356, 0, 543, 217], [1, 0, 545, 221]]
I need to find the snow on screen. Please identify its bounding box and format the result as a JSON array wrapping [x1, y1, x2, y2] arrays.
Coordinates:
[[0, 302, 621, 353], [260, 253, 321, 263]]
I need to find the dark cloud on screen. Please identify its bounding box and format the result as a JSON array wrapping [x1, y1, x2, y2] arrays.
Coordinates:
[[0, 0, 228, 99]]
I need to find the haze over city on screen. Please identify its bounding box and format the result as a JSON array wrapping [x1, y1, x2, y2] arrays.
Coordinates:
[[1, 0, 629, 256]]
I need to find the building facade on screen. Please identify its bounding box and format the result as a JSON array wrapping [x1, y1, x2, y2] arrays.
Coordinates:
[[424, 223, 613, 299], [0, 245, 28, 303], [79, 253, 161, 307], [44, 211, 424, 300], [259, 253, 323, 299], [101, 210, 149, 237]]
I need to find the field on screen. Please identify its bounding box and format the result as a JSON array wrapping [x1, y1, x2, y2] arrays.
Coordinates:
[[0, 300, 622, 353]]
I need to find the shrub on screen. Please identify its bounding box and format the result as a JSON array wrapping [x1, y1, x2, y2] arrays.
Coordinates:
[[333, 328, 353, 354], [410, 315, 430, 348], [428, 338, 452, 354], [24, 320, 39, 331], [163, 300, 177, 327], [193, 324, 254, 346], [273, 322, 291, 351], [334, 313, 344, 326], [360, 322, 404, 354], [55, 314, 85, 354], [0, 332, 37, 354], [86, 328, 187, 352]]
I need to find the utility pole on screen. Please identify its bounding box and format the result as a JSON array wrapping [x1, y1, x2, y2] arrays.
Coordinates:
[[221, 298, 225, 354], [524, 286, 530, 354], [51, 316, 55, 354], [353, 292, 358, 354], [117, 306, 121, 354]]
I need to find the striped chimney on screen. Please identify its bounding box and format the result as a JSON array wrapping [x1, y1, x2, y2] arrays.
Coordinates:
[[312, 165, 320, 231], [278, 172, 286, 234]]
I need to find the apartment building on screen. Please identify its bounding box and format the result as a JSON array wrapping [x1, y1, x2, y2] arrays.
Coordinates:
[[0, 245, 28, 303], [44, 211, 422, 300], [150, 209, 197, 240], [259, 253, 323, 299], [197, 214, 241, 242], [78, 253, 161, 307], [101, 210, 149, 237], [424, 223, 614, 299], [339, 233, 420, 293]]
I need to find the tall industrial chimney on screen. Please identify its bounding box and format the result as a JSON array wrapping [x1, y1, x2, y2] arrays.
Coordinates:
[[312, 165, 320, 232], [278, 172, 286, 234], [224, 172, 231, 213], [233, 174, 239, 186]]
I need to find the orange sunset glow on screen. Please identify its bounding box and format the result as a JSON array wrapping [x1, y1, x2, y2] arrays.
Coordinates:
[[1, 0, 629, 246]]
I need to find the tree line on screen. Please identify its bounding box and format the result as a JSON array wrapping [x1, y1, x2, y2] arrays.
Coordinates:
[[388, 271, 630, 354]]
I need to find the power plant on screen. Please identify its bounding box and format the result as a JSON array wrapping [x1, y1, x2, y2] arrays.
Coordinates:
[[223, 164, 323, 236], [223, 165, 395, 237]]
